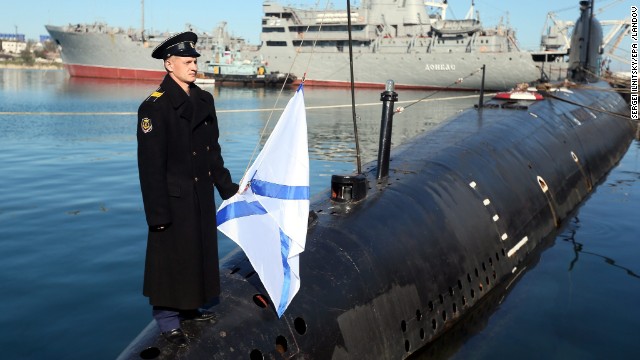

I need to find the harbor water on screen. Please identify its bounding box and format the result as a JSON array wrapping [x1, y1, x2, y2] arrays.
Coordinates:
[[0, 68, 638, 359]]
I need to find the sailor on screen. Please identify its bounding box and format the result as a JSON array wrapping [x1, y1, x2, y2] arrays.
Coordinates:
[[136, 31, 239, 347]]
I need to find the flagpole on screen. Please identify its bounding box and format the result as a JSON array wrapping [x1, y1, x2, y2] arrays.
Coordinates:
[[346, 0, 363, 174]]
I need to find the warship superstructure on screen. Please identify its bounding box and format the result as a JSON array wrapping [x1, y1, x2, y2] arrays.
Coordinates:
[[257, 0, 541, 90]]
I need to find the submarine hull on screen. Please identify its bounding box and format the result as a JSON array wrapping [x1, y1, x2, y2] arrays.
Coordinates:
[[118, 82, 634, 359]]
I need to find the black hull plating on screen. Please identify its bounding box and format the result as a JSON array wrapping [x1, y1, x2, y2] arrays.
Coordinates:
[[118, 83, 633, 359]]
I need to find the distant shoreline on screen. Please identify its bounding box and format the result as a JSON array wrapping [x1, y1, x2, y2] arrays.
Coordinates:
[[0, 63, 64, 70]]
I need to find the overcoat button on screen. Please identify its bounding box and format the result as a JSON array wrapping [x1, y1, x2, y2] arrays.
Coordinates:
[[193, 151, 197, 156], [194, 177, 199, 182], [206, 146, 210, 151], [208, 171, 212, 176]]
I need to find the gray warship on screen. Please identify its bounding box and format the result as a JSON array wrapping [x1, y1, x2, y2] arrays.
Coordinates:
[[257, 0, 541, 90], [44, 21, 247, 81]]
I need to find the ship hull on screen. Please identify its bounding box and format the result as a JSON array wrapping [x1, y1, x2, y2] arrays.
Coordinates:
[[46, 25, 166, 81], [64, 63, 165, 80], [262, 50, 540, 90], [46, 24, 219, 81]]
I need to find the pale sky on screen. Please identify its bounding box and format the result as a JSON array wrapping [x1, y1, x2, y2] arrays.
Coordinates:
[[1, 0, 634, 68]]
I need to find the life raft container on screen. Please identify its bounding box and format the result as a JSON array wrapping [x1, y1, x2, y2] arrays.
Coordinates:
[[493, 91, 544, 101]]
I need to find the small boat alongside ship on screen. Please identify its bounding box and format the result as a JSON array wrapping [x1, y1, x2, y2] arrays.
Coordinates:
[[200, 48, 295, 87]]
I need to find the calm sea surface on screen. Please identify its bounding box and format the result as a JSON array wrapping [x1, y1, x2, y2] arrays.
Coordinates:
[[0, 68, 638, 359]]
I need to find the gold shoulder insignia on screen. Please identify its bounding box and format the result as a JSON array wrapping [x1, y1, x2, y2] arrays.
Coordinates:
[[141, 118, 153, 133], [145, 88, 164, 102]]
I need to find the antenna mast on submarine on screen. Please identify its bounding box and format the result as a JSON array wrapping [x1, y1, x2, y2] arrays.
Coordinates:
[[329, 0, 368, 203], [346, 0, 363, 174]]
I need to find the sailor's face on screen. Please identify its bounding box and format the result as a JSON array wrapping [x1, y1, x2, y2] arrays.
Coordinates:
[[166, 56, 198, 85]]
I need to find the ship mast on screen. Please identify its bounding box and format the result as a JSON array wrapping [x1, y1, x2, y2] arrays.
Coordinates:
[[141, 0, 145, 40]]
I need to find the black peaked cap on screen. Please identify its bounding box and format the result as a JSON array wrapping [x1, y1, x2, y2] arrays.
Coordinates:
[[151, 31, 200, 59]]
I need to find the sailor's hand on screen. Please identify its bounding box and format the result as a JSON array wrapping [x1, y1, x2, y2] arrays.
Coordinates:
[[239, 182, 251, 194]]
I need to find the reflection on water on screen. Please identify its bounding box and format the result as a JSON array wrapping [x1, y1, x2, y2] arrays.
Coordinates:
[[255, 87, 480, 165], [448, 141, 640, 360], [0, 69, 478, 169], [0, 68, 66, 92], [64, 76, 160, 99], [562, 217, 640, 278]]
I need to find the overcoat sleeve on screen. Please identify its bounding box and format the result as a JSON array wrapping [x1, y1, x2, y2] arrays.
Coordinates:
[[137, 98, 172, 227]]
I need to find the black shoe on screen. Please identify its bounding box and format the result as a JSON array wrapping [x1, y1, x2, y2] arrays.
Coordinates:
[[162, 328, 188, 347], [181, 309, 215, 322]]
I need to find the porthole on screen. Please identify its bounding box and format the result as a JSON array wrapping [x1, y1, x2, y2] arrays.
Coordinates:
[[250, 349, 264, 360], [294, 317, 307, 335], [252, 294, 269, 308], [275, 335, 288, 354]]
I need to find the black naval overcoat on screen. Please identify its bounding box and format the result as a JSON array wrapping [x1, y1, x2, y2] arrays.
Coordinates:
[[137, 75, 238, 310]]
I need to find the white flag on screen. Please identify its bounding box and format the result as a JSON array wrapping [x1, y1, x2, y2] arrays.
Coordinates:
[[217, 84, 309, 317]]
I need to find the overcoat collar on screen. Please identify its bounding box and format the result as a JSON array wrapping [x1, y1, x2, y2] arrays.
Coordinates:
[[160, 75, 210, 129]]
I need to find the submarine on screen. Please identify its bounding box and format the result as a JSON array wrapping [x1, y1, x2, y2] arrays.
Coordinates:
[[118, 2, 635, 359]]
